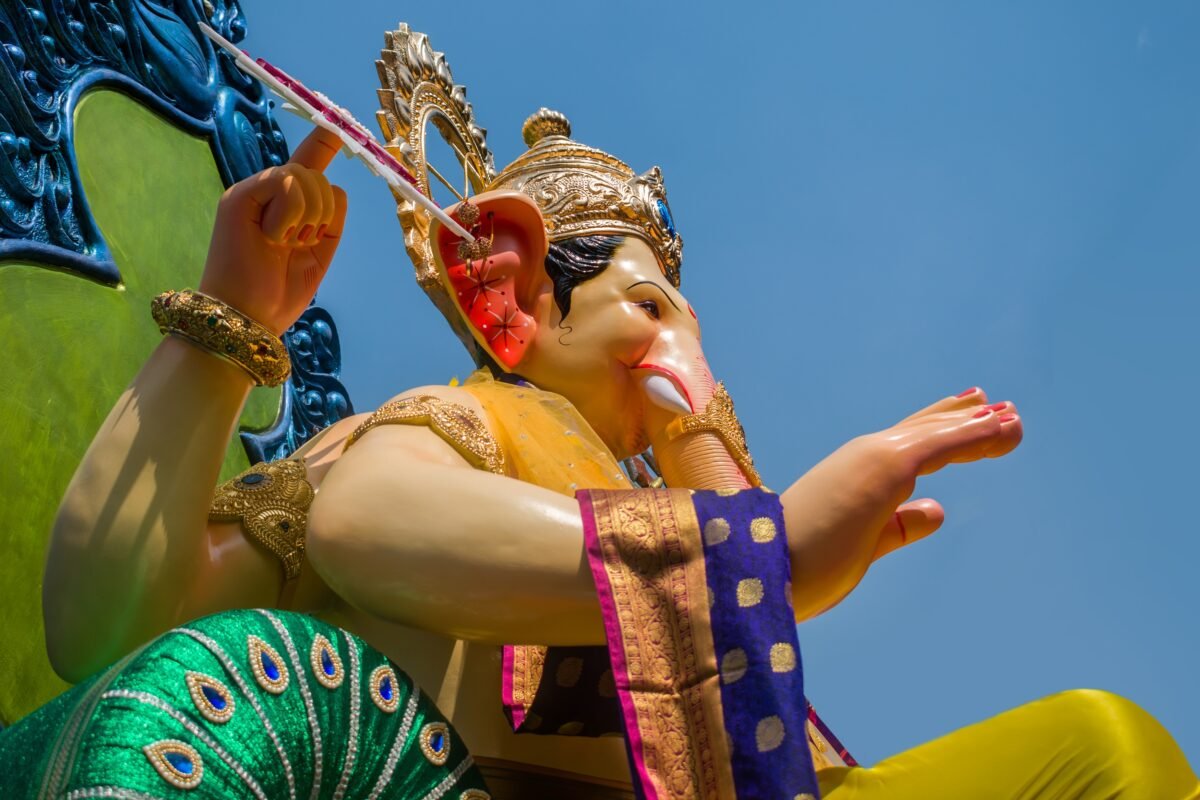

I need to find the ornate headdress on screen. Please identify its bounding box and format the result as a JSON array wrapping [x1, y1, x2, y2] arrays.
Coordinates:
[[375, 25, 683, 359]]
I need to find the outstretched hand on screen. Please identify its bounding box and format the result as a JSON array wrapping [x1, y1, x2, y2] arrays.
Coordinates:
[[199, 127, 348, 335], [782, 386, 1023, 619]]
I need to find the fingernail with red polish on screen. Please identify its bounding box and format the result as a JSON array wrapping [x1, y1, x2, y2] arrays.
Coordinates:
[[956, 387, 979, 398], [973, 409, 993, 419], [284, 226, 296, 240], [987, 402, 1007, 412], [998, 414, 1017, 423], [299, 224, 314, 242], [317, 224, 328, 238]]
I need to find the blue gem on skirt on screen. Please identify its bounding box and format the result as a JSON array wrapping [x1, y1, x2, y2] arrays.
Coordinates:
[[419, 722, 451, 766], [247, 635, 289, 694], [310, 633, 344, 689], [145, 740, 204, 789], [185, 671, 235, 723], [370, 664, 399, 713]]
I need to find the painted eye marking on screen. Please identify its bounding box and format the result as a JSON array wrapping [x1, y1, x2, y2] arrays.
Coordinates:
[[635, 299, 661, 320], [626, 280, 681, 313]]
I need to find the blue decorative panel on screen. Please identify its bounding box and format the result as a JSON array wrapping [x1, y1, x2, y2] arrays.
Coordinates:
[[0, 0, 353, 456]]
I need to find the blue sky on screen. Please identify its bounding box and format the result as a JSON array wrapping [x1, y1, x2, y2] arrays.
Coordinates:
[[247, 1, 1200, 766]]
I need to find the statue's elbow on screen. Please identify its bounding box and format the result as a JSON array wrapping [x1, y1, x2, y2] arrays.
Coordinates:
[[43, 506, 123, 683], [43, 592, 99, 684]]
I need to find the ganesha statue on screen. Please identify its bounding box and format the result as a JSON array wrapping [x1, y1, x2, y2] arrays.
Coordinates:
[[0, 11, 1196, 800]]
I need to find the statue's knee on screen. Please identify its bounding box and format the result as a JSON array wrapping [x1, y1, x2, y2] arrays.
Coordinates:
[[1043, 689, 1156, 750], [1040, 690, 1197, 797]]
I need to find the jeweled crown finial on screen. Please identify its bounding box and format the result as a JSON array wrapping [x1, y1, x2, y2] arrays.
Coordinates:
[[522, 108, 572, 147]]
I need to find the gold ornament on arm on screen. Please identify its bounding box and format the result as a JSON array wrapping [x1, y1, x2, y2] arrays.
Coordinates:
[[151, 290, 290, 387], [209, 459, 315, 581], [344, 394, 507, 475], [665, 383, 763, 487]]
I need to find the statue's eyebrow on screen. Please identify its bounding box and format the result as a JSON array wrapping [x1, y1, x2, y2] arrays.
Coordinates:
[[626, 280, 681, 312]]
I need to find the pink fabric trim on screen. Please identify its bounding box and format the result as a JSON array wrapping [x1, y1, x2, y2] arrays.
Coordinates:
[[577, 490, 658, 800], [501, 644, 525, 730]]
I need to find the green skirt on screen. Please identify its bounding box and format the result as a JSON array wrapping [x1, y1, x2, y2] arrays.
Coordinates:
[[0, 609, 490, 799]]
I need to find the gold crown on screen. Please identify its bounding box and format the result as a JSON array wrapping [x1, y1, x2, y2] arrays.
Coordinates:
[[488, 108, 682, 287]]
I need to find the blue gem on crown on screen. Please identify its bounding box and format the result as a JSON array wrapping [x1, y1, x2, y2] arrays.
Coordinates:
[[656, 198, 677, 239]]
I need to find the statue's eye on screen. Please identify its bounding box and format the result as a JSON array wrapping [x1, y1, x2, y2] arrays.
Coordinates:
[[635, 300, 661, 320]]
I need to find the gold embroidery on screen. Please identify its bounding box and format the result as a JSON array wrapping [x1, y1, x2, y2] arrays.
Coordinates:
[[808, 721, 837, 771], [720, 649, 748, 685], [209, 459, 313, 581], [344, 395, 506, 475], [749, 516, 777, 543], [737, 578, 764, 607], [769, 643, 797, 673], [509, 644, 546, 727], [555, 657, 584, 688], [588, 489, 734, 800], [756, 715, 786, 753], [702, 517, 731, 545]]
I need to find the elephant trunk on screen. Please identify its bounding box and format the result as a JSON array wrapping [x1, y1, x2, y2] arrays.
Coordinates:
[[635, 332, 753, 492]]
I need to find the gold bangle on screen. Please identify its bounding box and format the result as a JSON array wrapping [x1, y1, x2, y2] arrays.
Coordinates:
[[664, 382, 763, 487], [151, 290, 290, 387]]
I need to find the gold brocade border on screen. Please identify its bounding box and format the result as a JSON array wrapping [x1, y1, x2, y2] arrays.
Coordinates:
[[587, 489, 734, 800], [509, 644, 547, 726]]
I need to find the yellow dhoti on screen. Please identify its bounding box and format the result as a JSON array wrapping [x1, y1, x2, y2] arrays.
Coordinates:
[[820, 690, 1199, 800]]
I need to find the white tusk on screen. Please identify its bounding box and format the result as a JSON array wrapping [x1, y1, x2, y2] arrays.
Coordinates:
[[640, 373, 693, 415]]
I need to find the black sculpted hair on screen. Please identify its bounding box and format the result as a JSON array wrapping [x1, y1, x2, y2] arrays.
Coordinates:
[[543, 234, 625, 321]]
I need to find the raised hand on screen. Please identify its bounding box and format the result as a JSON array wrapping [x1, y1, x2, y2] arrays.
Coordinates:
[[198, 127, 348, 335], [782, 387, 1023, 619], [870, 386, 1023, 559]]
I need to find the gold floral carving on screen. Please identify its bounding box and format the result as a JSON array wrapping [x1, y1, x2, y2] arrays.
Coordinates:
[[344, 395, 506, 475], [375, 25, 496, 359], [587, 489, 734, 800]]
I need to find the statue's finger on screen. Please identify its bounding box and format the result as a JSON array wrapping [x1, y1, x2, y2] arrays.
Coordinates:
[[873, 498, 944, 561], [288, 125, 342, 172], [260, 172, 306, 243]]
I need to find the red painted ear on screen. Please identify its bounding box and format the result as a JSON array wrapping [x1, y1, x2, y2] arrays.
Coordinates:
[[433, 191, 548, 370]]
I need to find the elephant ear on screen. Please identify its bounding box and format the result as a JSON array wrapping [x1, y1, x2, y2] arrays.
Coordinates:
[[432, 191, 549, 370]]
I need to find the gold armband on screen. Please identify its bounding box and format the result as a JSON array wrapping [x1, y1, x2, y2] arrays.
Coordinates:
[[209, 459, 314, 581], [664, 382, 763, 487], [152, 290, 290, 387], [344, 395, 507, 475]]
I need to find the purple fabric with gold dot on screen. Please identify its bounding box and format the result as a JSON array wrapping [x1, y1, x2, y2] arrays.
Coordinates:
[[692, 488, 820, 798]]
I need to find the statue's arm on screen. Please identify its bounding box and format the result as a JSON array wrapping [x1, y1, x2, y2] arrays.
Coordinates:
[[308, 384, 606, 646], [44, 338, 283, 681], [44, 128, 348, 683]]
